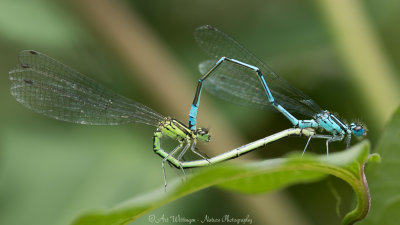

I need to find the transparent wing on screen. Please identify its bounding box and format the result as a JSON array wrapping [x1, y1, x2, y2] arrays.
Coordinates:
[[200, 60, 272, 111], [200, 60, 318, 116], [9, 50, 165, 126], [195, 25, 323, 117]]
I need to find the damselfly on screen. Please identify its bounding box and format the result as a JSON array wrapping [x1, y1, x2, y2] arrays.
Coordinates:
[[188, 25, 367, 155], [10, 50, 316, 188], [9, 50, 212, 188]]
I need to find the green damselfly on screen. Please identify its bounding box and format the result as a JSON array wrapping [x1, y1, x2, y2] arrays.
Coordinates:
[[9, 50, 314, 188], [9, 50, 211, 187]]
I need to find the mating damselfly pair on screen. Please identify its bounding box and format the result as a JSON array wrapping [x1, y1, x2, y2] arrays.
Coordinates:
[[9, 25, 366, 188]]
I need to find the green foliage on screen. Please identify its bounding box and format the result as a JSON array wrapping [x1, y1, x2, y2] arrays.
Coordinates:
[[0, 0, 85, 47], [359, 106, 400, 225], [72, 140, 376, 225]]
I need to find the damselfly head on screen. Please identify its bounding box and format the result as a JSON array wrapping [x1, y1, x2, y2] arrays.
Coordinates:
[[350, 122, 367, 137], [196, 127, 210, 142]]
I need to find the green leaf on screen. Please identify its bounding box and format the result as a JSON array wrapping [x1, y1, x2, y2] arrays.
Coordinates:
[[359, 106, 400, 225], [71, 140, 374, 225]]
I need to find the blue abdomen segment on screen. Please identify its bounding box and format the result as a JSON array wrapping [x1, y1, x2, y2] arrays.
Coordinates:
[[298, 120, 319, 129], [275, 104, 299, 126], [189, 104, 198, 130], [189, 79, 204, 130]]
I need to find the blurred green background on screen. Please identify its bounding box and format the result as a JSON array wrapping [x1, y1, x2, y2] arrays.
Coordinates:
[[0, 0, 399, 225]]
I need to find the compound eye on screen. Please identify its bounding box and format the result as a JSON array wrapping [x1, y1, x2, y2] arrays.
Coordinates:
[[352, 125, 365, 136], [197, 128, 209, 135], [196, 128, 210, 142]]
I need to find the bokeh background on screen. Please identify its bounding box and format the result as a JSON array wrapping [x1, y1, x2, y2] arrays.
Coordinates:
[[0, 0, 399, 225]]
